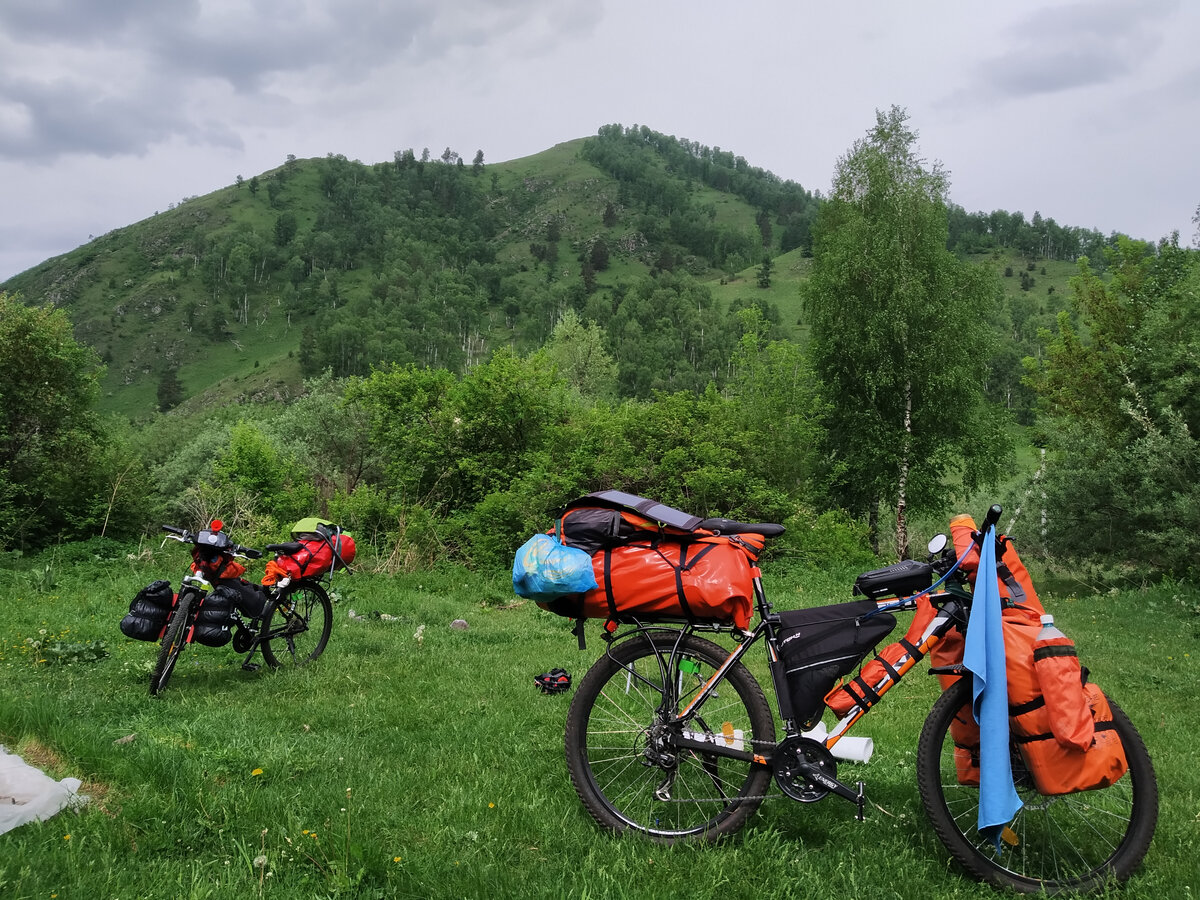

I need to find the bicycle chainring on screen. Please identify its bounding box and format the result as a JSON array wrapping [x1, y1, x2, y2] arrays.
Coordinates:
[[774, 736, 838, 802], [232, 624, 255, 654]]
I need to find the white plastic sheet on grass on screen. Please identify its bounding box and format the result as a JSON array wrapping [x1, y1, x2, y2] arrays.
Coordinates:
[[0, 745, 88, 834]]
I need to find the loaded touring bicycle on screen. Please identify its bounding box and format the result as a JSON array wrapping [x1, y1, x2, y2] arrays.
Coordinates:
[[121, 518, 354, 696], [522, 492, 1157, 894]]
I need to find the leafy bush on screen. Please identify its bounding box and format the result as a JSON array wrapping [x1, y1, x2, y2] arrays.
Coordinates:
[[778, 508, 877, 568]]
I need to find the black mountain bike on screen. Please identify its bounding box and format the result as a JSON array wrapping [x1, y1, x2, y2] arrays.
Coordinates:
[[149, 524, 334, 696], [562, 505, 1158, 894]]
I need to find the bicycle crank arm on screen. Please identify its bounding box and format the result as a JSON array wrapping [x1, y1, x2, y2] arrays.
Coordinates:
[[791, 759, 867, 818]]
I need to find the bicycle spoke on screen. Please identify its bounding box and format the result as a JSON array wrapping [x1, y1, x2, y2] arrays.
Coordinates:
[[565, 632, 774, 841], [918, 680, 1157, 892]]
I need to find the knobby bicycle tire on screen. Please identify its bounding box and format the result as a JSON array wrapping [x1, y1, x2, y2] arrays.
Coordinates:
[[149, 592, 193, 697], [259, 580, 332, 669], [916, 678, 1158, 894], [564, 631, 774, 843]]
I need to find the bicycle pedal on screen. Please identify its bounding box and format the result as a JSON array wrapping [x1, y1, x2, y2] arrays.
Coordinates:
[[241, 662, 261, 672], [855, 781, 866, 822]]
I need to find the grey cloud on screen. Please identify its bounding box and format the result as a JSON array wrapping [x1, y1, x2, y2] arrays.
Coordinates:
[[1017, 0, 1180, 41], [985, 47, 1132, 97], [0, 0, 190, 42], [0, 0, 598, 161], [0, 75, 193, 159], [941, 0, 1180, 106]]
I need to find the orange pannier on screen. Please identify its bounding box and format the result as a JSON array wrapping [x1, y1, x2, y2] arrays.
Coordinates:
[[1016, 683, 1128, 795], [935, 515, 1127, 794]]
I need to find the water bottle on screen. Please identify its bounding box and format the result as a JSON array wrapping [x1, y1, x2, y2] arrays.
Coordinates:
[[1033, 614, 1093, 751], [1037, 614, 1067, 642]]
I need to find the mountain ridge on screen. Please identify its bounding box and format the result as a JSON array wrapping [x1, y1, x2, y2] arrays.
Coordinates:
[[2, 125, 1112, 421]]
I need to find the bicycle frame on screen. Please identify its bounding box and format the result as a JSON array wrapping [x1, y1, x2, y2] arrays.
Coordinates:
[[607, 560, 974, 803]]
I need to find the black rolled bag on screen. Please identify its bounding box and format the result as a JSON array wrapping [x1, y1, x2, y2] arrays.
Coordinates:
[[190, 580, 269, 646], [119, 580, 176, 641], [191, 586, 237, 646]]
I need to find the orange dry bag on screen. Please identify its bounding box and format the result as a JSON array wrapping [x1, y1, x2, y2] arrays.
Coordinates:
[[1016, 683, 1128, 795], [1033, 615, 1093, 752]]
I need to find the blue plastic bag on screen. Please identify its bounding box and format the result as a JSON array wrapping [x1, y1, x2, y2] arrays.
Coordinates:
[[512, 534, 598, 600]]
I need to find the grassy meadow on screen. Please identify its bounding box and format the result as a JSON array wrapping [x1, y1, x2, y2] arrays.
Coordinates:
[[1, 543, 1196, 899]]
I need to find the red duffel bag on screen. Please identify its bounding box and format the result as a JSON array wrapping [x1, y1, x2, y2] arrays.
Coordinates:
[[537, 533, 764, 630]]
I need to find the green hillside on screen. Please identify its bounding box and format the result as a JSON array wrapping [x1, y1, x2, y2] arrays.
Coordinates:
[[5, 134, 811, 419], [3, 120, 1196, 583], [3, 124, 1112, 424]]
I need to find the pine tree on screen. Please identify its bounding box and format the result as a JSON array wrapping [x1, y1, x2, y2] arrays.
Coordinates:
[[157, 366, 184, 412]]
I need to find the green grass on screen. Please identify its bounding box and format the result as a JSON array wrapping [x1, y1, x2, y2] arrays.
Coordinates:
[[1, 546, 1195, 899], [706, 247, 811, 341]]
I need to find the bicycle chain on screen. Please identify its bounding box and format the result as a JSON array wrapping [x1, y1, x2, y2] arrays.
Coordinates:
[[653, 735, 785, 805], [656, 735, 861, 806], [657, 790, 783, 804]]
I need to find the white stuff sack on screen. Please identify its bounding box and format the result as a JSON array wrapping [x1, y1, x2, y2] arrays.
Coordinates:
[[0, 745, 88, 834]]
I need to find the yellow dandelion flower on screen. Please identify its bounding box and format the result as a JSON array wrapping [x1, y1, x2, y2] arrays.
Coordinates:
[[251, 768, 264, 776], [63, 834, 71, 840], [393, 856, 402, 863], [489, 802, 495, 808]]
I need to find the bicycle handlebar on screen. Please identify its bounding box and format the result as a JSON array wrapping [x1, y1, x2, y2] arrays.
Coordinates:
[[979, 504, 1002, 537], [160, 525, 261, 559]]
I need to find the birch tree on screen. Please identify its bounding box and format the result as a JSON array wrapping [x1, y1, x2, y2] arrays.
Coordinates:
[[804, 107, 1009, 557]]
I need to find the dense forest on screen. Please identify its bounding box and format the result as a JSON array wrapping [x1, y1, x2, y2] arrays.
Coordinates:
[[3, 115, 1198, 582]]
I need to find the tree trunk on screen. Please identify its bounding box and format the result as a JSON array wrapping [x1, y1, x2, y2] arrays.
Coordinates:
[[895, 379, 912, 560]]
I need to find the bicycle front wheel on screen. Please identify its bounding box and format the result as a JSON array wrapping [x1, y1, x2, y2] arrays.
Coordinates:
[[917, 678, 1158, 893], [149, 593, 193, 697], [564, 631, 774, 843], [259, 581, 332, 669]]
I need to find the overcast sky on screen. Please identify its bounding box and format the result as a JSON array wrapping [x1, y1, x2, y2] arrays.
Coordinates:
[[2, 0, 1198, 282]]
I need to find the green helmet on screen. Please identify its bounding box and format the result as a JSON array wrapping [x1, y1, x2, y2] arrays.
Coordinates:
[[291, 517, 332, 539]]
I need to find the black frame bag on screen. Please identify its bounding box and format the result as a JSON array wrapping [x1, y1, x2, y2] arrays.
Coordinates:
[[777, 600, 897, 727]]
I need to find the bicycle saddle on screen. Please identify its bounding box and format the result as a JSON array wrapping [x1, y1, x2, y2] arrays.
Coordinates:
[[696, 518, 785, 538], [264, 541, 304, 554]]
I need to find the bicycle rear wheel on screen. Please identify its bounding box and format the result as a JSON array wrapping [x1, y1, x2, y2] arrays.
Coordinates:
[[259, 581, 332, 669], [917, 678, 1158, 893], [149, 593, 193, 697], [564, 631, 774, 843]]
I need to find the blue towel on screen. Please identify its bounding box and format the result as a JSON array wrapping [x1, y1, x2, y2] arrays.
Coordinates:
[[962, 524, 1023, 849]]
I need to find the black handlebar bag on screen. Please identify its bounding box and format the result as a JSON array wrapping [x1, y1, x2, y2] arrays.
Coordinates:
[[777, 600, 897, 728]]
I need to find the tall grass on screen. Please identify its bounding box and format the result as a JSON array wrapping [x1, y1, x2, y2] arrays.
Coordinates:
[[0, 546, 1195, 898]]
